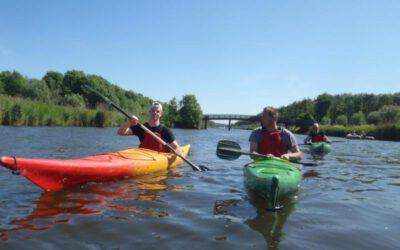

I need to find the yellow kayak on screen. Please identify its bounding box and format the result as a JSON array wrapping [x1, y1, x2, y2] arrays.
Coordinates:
[[0, 145, 190, 191]]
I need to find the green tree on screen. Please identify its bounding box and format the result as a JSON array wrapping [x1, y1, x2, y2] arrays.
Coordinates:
[[59, 94, 85, 107], [43, 71, 64, 99], [330, 95, 347, 122], [62, 70, 89, 96], [21, 79, 52, 102], [177, 95, 203, 129], [393, 93, 400, 105], [0, 71, 26, 96], [0, 79, 4, 94], [320, 116, 331, 125], [163, 97, 179, 127], [298, 112, 314, 121], [85, 74, 117, 108], [335, 115, 348, 126], [314, 93, 333, 121], [366, 111, 380, 125], [349, 112, 366, 125], [378, 105, 400, 124]]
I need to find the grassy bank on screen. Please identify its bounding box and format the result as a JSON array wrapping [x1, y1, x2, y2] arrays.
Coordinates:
[[322, 124, 400, 141], [232, 121, 400, 141], [0, 95, 124, 127]]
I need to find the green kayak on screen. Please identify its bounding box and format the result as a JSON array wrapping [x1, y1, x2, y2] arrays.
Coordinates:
[[310, 142, 331, 155], [244, 158, 302, 211]]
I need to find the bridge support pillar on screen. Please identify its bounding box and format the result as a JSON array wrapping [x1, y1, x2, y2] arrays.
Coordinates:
[[228, 119, 231, 131], [204, 118, 208, 130]]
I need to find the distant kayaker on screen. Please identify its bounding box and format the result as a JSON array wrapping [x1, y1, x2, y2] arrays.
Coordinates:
[[118, 102, 182, 154], [249, 106, 302, 161], [346, 131, 361, 139], [304, 123, 331, 145]]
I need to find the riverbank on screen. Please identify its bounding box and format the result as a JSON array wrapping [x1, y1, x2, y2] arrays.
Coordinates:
[[232, 123, 400, 141], [0, 95, 123, 127], [321, 124, 400, 141]]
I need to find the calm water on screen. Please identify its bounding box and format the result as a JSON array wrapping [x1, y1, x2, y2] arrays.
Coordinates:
[[0, 127, 399, 249]]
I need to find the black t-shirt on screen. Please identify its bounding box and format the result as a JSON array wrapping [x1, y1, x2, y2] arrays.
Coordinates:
[[130, 123, 175, 143]]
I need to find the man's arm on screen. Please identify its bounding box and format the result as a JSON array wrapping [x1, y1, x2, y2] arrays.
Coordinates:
[[304, 135, 312, 145], [118, 116, 138, 136], [249, 141, 259, 160], [169, 140, 182, 155], [323, 135, 332, 143], [281, 129, 302, 161], [281, 145, 302, 161]]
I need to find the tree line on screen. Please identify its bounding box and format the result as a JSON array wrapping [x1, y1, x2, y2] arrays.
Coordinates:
[[279, 93, 400, 126], [0, 70, 204, 128], [233, 92, 400, 141], [278, 93, 400, 141]]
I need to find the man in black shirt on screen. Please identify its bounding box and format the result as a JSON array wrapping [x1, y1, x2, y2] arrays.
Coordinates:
[[118, 102, 182, 154]]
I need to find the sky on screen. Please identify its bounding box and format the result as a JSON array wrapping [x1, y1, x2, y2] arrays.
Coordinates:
[[1, 0, 400, 115]]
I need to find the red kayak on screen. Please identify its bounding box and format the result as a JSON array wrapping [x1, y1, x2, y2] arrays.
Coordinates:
[[0, 145, 190, 191]]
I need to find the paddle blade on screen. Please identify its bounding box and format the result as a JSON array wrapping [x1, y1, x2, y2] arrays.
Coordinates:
[[216, 140, 242, 160]]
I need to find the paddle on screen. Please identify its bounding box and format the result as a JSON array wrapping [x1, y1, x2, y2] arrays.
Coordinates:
[[84, 85, 209, 171], [216, 140, 317, 166]]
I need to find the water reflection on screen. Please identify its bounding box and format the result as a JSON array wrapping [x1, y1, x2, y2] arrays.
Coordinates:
[[0, 171, 184, 241], [302, 169, 320, 178], [245, 190, 297, 250]]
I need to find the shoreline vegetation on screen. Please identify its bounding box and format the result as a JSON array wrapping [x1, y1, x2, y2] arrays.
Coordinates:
[[0, 70, 204, 129], [234, 92, 400, 141], [233, 123, 400, 142], [1, 70, 399, 141]]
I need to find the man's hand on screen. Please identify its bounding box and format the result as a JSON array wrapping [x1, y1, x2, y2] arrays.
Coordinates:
[[129, 115, 139, 126], [280, 153, 291, 160]]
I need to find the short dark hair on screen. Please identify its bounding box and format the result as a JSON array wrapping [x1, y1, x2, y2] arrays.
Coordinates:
[[262, 106, 278, 119]]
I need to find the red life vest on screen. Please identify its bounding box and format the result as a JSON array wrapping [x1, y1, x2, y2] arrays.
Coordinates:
[[258, 130, 288, 157], [140, 130, 166, 152], [311, 133, 325, 143]]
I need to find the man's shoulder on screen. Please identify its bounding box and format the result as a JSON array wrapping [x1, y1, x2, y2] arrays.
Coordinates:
[[249, 127, 262, 142], [160, 124, 169, 130], [160, 124, 173, 133], [252, 127, 263, 132], [280, 127, 294, 136]]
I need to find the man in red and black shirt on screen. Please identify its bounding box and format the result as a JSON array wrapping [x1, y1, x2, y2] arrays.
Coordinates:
[[117, 102, 182, 154], [249, 106, 302, 161], [304, 123, 331, 145]]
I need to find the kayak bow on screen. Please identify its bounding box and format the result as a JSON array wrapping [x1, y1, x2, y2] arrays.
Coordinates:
[[244, 158, 302, 211], [309, 142, 331, 155]]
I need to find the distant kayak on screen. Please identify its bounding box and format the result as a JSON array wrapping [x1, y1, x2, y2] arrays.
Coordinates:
[[309, 142, 331, 155], [346, 134, 375, 140], [244, 158, 302, 210], [0, 145, 190, 191]]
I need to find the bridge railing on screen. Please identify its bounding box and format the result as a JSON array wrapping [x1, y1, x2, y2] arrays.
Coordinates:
[[203, 114, 257, 120], [203, 114, 314, 130]]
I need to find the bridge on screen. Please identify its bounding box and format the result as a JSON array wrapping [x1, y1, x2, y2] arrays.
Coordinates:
[[203, 114, 257, 130], [203, 114, 314, 130]]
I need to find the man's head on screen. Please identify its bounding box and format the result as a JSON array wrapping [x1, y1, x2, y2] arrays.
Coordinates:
[[149, 102, 163, 122], [311, 123, 320, 133], [260, 106, 278, 128]]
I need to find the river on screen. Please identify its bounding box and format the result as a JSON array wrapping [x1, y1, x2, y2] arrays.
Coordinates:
[[0, 127, 399, 249]]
